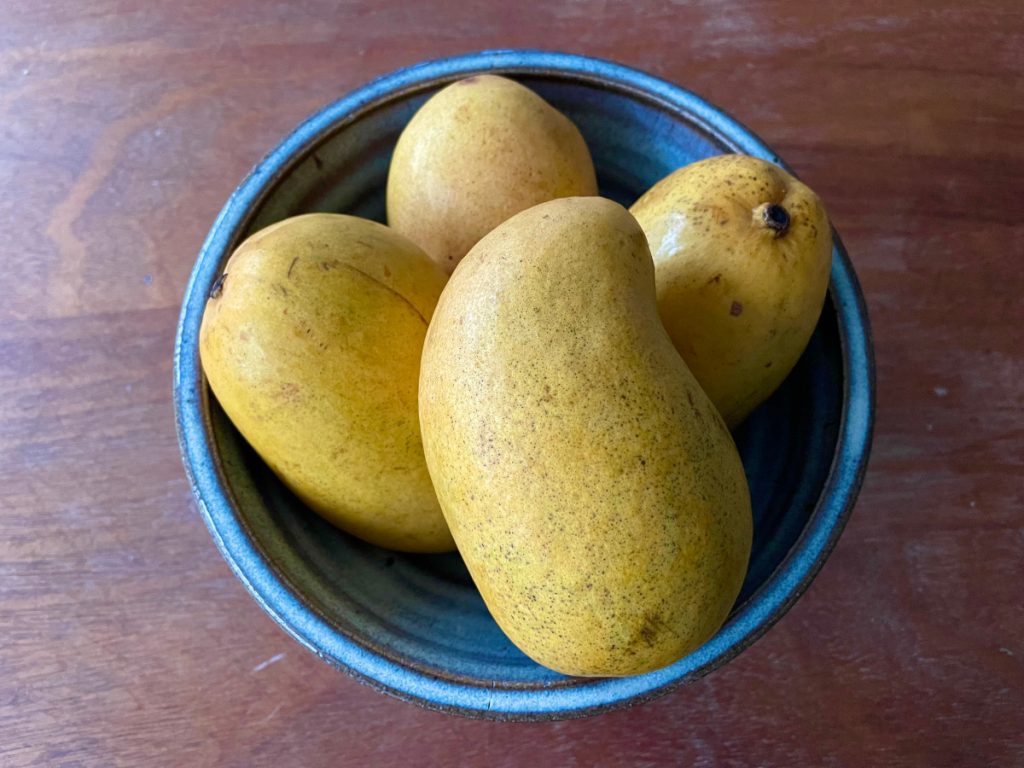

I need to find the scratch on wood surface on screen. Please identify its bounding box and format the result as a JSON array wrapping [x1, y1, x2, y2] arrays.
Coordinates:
[[0, 39, 172, 71], [252, 652, 286, 673]]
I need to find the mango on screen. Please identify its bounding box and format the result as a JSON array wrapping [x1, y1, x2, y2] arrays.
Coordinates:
[[419, 197, 752, 676], [200, 213, 453, 552]]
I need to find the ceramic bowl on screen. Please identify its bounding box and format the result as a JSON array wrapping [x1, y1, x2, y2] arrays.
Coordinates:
[[174, 49, 874, 720]]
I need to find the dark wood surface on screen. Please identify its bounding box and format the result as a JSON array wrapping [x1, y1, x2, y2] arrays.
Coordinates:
[[2, 2, 1022, 765]]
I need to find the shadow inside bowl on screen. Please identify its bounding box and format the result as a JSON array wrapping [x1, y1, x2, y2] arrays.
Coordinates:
[[202, 71, 845, 691]]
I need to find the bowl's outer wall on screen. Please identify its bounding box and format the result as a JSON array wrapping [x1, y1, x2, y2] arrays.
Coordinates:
[[174, 50, 874, 719]]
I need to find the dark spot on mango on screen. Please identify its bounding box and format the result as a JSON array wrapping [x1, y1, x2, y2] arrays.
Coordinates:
[[636, 612, 662, 647], [730, 301, 744, 316], [686, 389, 703, 420]]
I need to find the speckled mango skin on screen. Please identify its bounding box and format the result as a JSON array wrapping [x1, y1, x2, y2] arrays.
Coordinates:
[[419, 197, 752, 677], [630, 154, 832, 427], [386, 74, 597, 274], [200, 214, 454, 553]]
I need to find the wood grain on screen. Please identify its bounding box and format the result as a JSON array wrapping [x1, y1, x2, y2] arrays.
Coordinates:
[[1, 1, 1022, 765]]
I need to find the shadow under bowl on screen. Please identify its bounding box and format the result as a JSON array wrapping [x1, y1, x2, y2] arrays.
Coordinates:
[[174, 49, 875, 720]]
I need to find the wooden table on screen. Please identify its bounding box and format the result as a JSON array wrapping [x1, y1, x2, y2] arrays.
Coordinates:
[[2, 2, 1021, 765]]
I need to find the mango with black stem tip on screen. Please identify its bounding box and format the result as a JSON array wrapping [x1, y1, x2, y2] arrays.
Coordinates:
[[631, 154, 833, 428]]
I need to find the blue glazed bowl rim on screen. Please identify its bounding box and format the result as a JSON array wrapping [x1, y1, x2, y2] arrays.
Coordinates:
[[173, 49, 875, 720]]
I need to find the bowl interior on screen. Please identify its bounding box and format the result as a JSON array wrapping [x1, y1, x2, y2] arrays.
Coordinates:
[[203, 74, 843, 690]]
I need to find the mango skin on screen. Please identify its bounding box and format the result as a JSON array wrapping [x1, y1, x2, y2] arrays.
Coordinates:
[[630, 154, 833, 427], [386, 74, 598, 273], [200, 213, 454, 553], [419, 197, 752, 677]]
